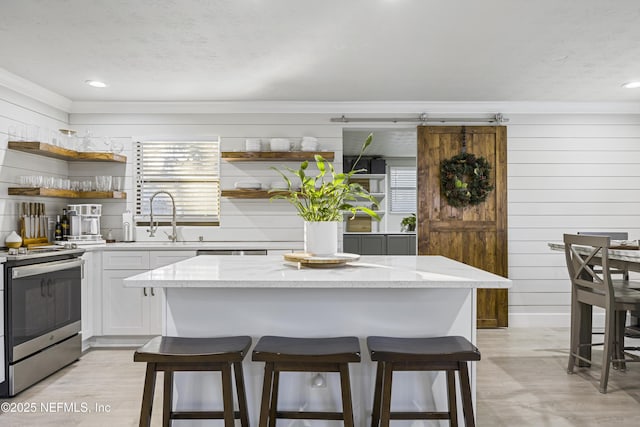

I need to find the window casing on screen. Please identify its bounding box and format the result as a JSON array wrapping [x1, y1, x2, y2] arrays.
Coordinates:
[[135, 140, 220, 225], [389, 166, 417, 213]]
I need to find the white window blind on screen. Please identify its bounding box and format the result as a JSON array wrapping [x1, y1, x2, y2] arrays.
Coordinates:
[[136, 140, 220, 224], [389, 166, 417, 213]]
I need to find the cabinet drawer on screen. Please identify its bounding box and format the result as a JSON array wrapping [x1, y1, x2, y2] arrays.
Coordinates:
[[103, 251, 150, 270], [150, 251, 196, 269]]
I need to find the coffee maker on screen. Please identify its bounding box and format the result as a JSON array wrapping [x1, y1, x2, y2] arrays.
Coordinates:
[[66, 204, 105, 245]]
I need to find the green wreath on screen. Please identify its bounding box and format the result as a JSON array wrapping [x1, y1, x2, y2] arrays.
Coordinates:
[[440, 152, 494, 207]]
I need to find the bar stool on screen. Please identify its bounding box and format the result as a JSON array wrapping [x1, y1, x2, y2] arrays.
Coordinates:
[[252, 336, 361, 427], [134, 335, 252, 427], [367, 335, 481, 427]]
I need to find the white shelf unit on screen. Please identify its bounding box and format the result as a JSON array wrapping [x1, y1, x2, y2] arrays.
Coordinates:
[[345, 173, 387, 233]]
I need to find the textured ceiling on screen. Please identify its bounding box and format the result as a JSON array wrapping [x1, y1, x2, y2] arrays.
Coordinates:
[[1, 0, 640, 102]]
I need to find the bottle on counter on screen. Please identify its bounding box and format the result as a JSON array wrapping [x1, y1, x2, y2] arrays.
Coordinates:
[[61, 208, 69, 239], [54, 215, 63, 241]]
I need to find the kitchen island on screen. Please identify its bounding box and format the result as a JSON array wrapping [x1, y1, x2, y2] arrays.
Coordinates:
[[124, 255, 511, 426]]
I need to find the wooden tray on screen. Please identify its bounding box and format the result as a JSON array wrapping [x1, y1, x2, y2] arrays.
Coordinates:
[[283, 252, 360, 268]]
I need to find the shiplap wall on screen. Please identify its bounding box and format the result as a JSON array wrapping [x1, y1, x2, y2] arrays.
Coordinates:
[[68, 113, 344, 244], [506, 113, 640, 326], [0, 86, 69, 244], [4, 94, 640, 327]]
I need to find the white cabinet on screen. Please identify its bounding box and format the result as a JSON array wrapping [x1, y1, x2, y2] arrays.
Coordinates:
[[80, 252, 99, 342], [150, 251, 195, 269], [101, 250, 195, 336], [103, 251, 150, 270], [102, 269, 154, 335]]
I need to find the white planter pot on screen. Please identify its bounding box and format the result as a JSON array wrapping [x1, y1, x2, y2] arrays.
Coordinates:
[[304, 221, 339, 255]]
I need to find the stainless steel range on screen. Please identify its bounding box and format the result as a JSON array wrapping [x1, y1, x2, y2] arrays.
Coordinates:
[[1, 246, 85, 397]]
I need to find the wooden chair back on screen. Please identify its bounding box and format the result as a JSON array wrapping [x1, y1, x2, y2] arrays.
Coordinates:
[[563, 233, 614, 304], [577, 231, 629, 280], [577, 231, 628, 240]]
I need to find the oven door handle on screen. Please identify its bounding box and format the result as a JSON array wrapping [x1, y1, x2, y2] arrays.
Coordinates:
[[12, 258, 84, 279]]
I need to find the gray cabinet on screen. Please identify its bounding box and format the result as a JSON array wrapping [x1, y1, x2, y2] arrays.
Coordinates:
[[361, 235, 387, 255], [343, 234, 416, 255], [344, 234, 386, 255], [343, 234, 361, 254], [387, 234, 417, 255]]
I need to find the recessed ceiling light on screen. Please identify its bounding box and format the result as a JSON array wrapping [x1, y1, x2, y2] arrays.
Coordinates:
[[85, 80, 107, 88], [622, 81, 640, 89]]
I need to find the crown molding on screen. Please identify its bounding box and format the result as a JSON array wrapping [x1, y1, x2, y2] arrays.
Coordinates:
[[0, 67, 72, 112], [69, 100, 640, 115], [0, 67, 637, 117]]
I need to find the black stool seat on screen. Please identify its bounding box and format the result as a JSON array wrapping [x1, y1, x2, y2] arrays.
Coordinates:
[[134, 335, 251, 363], [134, 335, 251, 427], [252, 336, 361, 427], [252, 335, 361, 362], [367, 335, 480, 427], [368, 336, 481, 362]]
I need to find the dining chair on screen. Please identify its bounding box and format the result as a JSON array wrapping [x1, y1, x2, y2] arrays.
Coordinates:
[[577, 232, 629, 280], [577, 231, 640, 338], [564, 233, 640, 393]]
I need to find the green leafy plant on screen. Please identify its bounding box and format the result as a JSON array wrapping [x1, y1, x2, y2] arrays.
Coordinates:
[[400, 213, 416, 232], [270, 134, 381, 222]]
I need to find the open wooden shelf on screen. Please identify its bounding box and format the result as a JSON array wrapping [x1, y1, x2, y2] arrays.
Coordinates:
[[8, 187, 127, 199], [221, 151, 334, 161], [8, 141, 127, 163], [221, 189, 290, 199]]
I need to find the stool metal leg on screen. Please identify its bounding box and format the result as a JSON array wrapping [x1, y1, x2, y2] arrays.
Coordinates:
[[371, 362, 384, 427], [233, 362, 250, 427], [221, 363, 235, 427], [458, 362, 475, 427], [446, 370, 458, 427], [339, 364, 355, 427], [380, 362, 393, 427], [163, 370, 174, 427], [258, 362, 275, 427], [269, 369, 280, 427], [139, 363, 157, 427]]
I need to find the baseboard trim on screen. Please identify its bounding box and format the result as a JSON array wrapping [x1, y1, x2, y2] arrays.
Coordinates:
[[509, 312, 606, 328], [87, 336, 156, 348]]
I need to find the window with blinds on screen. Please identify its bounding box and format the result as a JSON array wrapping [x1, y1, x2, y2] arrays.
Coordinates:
[[135, 140, 220, 225], [389, 166, 417, 213]]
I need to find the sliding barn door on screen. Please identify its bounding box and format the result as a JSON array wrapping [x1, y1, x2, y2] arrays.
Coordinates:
[[417, 126, 508, 328]]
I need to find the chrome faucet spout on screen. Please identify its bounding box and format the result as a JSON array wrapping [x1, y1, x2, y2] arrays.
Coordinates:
[[148, 191, 177, 242]]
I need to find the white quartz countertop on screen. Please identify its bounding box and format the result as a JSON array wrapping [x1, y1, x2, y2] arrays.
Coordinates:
[[84, 241, 302, 251], [123, 255, 512, 289]]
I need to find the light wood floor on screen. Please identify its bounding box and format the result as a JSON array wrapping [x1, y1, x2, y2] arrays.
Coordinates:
[[1, 328, 640, 426]]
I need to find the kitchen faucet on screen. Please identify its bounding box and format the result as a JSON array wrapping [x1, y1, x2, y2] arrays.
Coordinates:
[[148, 191, 177, 242]]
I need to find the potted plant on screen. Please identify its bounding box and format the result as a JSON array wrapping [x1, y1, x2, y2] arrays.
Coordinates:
[[271, 133, 380, 255], [400, 213, 416, 232]]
